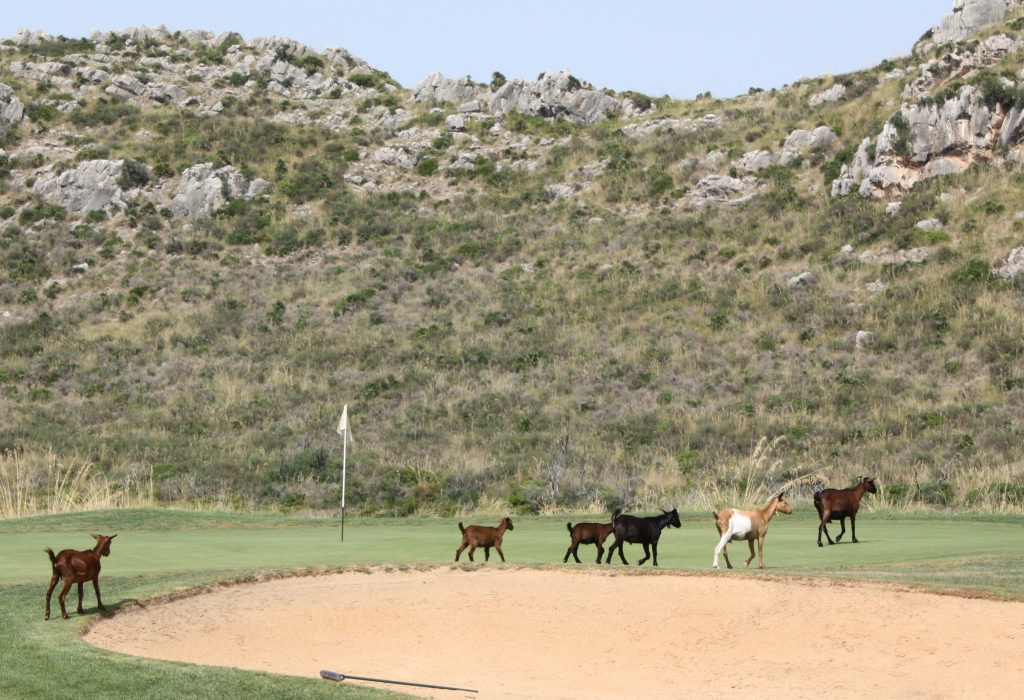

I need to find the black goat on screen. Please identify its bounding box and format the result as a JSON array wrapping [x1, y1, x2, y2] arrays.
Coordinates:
[[605, 508, 682, 566]]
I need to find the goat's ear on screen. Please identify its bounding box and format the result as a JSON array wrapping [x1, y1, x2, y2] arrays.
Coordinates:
[[109, 534, 117, 539], [661, 508, 669, 514], [90, 533, 100, 540]]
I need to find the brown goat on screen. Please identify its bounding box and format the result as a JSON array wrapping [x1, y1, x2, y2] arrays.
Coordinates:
[[45, 534, 116, 620], [564, 521, 614, 564], [815, 477, 877, 547], [455, 517, 513, 562]]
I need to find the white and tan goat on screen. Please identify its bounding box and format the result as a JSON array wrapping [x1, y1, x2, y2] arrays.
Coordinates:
[[712, 493, 792, 569]]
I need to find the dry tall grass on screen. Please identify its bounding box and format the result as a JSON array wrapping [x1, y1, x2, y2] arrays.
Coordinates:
[[0, 450, 154, 519]]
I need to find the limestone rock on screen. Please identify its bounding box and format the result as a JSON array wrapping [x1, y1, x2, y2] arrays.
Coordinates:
[[993, 245, 1024, 278], [169, 164, 258, 218], [0, 83, 25, 137], [687, 175, 759, 204], [810, 84, 846, 106], [32, 159, 128, 213], [445, 114, 466, 132], [916, 218, 945, 230], [736, 150, 778, 172], [414, 69, 637, 126], [372, 147, 416, 171], [784, 126, 837, 152], [855, 331, 875, 348], [931, 0, 1014, 45], [787, 271, 816, 289], [546, 184, 575, 200]]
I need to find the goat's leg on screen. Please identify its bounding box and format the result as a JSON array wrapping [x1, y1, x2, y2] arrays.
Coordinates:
[[595, 544, 604, 564], [850, 513, 859, 543], [467, 545, 476, 562], [743, 539, 756, 568], [93, 577, 105, 611], [615, 539, 629, 565], [564, 544, 575, 563], [495, 544, 505, 563], [76, 581, 84, 614], [45, 572, 60, 620], [757, 535, 766, 569], [835, 518, 846, 543], [819, 517, 835, 546], [58, 580, 72, 619], [455, 539, 467, 562], [713, 531, 732, 569], [651, 541, 659, 567], [637, 543, 650, 566], [484, 546, 491, 562]]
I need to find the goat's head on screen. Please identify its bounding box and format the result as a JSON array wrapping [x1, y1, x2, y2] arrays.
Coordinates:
[[774, 492, 793, 515], [502, 517, 514, 531], [90, 533, 116, 557], [861, 477, 878, 494], [661, 508, 682, 528]]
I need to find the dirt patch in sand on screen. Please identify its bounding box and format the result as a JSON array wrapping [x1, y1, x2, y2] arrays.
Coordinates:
[[85, 567, 1024, 700]]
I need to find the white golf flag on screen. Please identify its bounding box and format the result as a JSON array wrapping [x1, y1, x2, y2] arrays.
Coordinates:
[[337, 405, 354, 444]]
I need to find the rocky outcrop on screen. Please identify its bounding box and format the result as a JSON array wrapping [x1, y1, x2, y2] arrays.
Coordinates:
[[11, 28, 55, 45], [930, 0, 1016, 45], [685, 175, 760, 206], [412, 69, 645, 125], [993, 245, 1024, 277], [0, 83, 25, 137], [832, 84, 1018, 198], [169, 164, 267, 218], [621, 114, 726, 138], [810, 84, 846, 106], [31, 160, 129, 213], [735, 126, 837, 172]]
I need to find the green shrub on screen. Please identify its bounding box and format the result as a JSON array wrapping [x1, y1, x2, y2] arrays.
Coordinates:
[[117, 159, 150, 189], [416, 157, 438, 176]]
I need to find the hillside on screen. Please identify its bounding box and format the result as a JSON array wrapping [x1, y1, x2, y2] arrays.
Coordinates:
[[2, 2, 1024, 517]]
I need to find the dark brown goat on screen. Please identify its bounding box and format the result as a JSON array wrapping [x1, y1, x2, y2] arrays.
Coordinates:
[[45, 534, 116, 620], [455, 517, 513, 562], [564, 521, 614, 564], [815, 477, 877, 547], [605, 508, 682, 566]]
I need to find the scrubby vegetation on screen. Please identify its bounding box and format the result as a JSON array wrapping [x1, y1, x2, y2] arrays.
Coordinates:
[[3, 18, 1024, 519]]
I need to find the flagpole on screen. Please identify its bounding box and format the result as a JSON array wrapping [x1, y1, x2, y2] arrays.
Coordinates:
[[338, 404, 350, 543], [341, 419, 347, 542]]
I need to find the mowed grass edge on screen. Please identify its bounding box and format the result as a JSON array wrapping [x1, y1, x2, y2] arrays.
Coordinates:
[[2, 509, 1024, 699]]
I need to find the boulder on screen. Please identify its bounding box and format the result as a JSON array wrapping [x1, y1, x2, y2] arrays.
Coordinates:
[[787, 271, 817, 289], [916, 218, 945, 230], [855, 331, 875, 348], [784, 126, 837, 152], [736, 150, 777, 172], [931, 0, 1014, 45], [445, 114, 466, 132], [413, 72, 483, 105], [111, 74, 146, 96], [78, 68, 111, 84], [810, 84, 846, 106], [372, 147, 416, 171], [169, 164, 257, 218], [0, 83, 25, 137], [146, 83, 188, 103], [32, 159, 127, 213], [993, 245, 1024, 278]]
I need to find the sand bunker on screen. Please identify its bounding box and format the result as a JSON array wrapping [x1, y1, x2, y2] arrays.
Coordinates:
[[86, 568, 1024, 700]]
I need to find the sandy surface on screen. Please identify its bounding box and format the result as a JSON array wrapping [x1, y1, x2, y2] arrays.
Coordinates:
[[86, 568, 1024, 700]]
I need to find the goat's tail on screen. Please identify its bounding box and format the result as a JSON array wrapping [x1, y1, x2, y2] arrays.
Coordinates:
[[712, 510, 719, 521], [458, 522, 465, 534], [566, 522, 573, 533], [44, 547, 57, 568], [612, 507, 622, 523], [812, 488, 824, 507]]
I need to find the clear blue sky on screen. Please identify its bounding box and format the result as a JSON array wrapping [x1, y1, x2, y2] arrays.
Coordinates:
[[1, 0, 953, 98]]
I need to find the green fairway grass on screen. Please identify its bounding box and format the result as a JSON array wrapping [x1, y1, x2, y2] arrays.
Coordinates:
[[1, 508, 1023, 699]]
